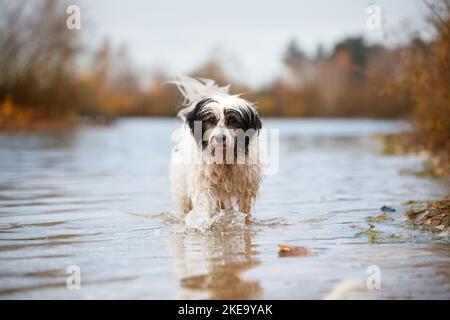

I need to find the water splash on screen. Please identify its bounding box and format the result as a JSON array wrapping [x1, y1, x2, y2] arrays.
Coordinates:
[[133, 209, 288, 233], [184, 209, 248, 232]]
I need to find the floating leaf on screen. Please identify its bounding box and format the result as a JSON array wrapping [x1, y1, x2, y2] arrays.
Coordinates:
[[278, 245, 314, 257]]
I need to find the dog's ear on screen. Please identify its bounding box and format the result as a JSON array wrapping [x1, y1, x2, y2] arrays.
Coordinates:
[[185, 98, 213, 133], [236, 105, 262, 155], [249, 106, 262, 132], [244, 105, 262, 133], [185, 108, 197, 134], [185, 98, 215, 149]]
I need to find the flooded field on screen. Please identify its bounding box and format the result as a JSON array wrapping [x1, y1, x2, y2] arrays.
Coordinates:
[[0, 118, 449, 299]]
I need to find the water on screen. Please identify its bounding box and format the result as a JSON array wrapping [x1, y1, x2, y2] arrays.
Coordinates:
[[0, 118, 449, 299]]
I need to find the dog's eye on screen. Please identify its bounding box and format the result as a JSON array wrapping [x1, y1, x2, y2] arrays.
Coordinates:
[[204, 117, 216, 124], [227, 117, 237, 125]]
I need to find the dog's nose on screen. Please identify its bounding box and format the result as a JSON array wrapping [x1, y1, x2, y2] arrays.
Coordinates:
[[214, 134, 226, 144]]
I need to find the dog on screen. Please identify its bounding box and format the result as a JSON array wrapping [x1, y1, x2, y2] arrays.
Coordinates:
[[169, 76, 262, 223]]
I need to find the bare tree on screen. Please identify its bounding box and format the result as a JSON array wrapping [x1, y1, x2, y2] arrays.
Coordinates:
[[0, 0, 82, 115]]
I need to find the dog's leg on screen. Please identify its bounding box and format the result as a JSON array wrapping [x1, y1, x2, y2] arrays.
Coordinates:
[[179, 197, 192, 214], [237, 196, 253, 214], [170, 167, 192, 214], [197, 192, 218, 218], [237, 196, 254, 224], [235, 164, 261, 224]]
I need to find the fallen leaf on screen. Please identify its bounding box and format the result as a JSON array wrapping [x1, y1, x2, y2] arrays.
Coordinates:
[[278, 245, 314, 257]]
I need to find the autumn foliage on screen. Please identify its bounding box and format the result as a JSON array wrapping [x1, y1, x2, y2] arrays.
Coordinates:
[[402, 1, 450, 176]]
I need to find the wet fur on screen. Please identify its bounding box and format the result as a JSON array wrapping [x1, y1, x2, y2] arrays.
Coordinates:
[[169, 76, 262, 221]]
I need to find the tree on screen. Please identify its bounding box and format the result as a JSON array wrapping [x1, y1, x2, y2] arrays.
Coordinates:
[[0, 0, 82, 117]]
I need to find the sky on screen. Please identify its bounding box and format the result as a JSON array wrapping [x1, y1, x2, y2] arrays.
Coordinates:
[[81, 0, 430, 88]]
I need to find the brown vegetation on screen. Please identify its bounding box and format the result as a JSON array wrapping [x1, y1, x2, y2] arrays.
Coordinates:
[[0, 1, 82, 122], [405, 195, 450, 233], [401, 1, 450, 177]]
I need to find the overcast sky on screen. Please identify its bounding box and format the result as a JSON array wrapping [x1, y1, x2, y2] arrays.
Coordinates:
[[82, 0, 430, 87]]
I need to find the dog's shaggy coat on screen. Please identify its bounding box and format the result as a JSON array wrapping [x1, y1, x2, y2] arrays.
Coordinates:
[[169, 76, 262, 221]]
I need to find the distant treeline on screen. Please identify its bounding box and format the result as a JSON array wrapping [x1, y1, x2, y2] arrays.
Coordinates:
[[0, 1, 447, 127], [0, 0, 412, 122]]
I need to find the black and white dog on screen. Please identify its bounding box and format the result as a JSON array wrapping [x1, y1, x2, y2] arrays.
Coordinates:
[[169, 76, 262, 222]]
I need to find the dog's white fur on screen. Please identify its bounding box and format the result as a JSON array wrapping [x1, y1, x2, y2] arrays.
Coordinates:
[[169, 76, 262, 221]]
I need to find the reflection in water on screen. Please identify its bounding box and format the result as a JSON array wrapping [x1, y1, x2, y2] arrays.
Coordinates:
[[168, 230, 262, 299]]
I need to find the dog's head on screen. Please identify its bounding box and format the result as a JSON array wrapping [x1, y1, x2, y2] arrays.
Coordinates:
[[185, 95, 261, 163]]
